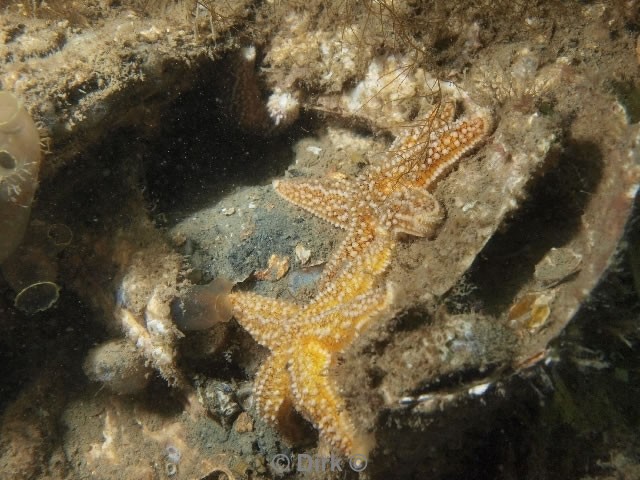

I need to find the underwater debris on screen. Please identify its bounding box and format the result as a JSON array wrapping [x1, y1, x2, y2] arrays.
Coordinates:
[[1, 221, 71, 314], [194, 378, 246, 427], [46, 223, 72, 247], [294, 243, 311, 265], [253, 253, 290, 281], [508, 291, 554, 334], [83, 338, 151, 395], [534, 247, 583, 289], [198, 462, 237, 480], [0, 91, 41, 264], [233, 412, 253, 433], [2, 249, 59, 314], [287, 264, 324, 298], [117, 247, 189, 388]]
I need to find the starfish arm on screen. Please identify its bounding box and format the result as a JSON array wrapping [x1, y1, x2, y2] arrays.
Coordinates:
[[319, 219, 394, 293], [313, 283, 394, 349], [388, 101, 457, 152], [370, 109, 490, 199], [380, 187, 444, 238], [273, 177, 355, 230], [253, 351, 292, 425], [429, 100, 457, 127], [289, 339, 374, 456], [412, 114, 492, 189], [227, 292, 300, 349], [317, 228, 366, 290]]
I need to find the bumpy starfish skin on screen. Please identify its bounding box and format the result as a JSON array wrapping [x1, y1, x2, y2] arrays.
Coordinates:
[[228, 230, 395, 455], [275, 101, 491, 285]]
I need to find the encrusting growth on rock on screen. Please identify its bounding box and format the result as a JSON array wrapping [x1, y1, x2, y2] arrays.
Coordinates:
[[228, 98, 492, 455]]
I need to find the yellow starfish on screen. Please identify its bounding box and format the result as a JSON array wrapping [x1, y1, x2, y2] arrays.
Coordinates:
[[274, 101, 492, 286], [228, 228, 394, 455]]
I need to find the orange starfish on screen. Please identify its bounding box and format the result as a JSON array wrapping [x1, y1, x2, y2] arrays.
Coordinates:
[[229, 99, 491, 456], [274, 101, 492, 286], [228, 228, 394, 455]]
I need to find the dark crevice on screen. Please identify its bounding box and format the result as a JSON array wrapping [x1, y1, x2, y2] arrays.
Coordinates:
[[141, 58, 314, 221], [458, 139, 604, 315]]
